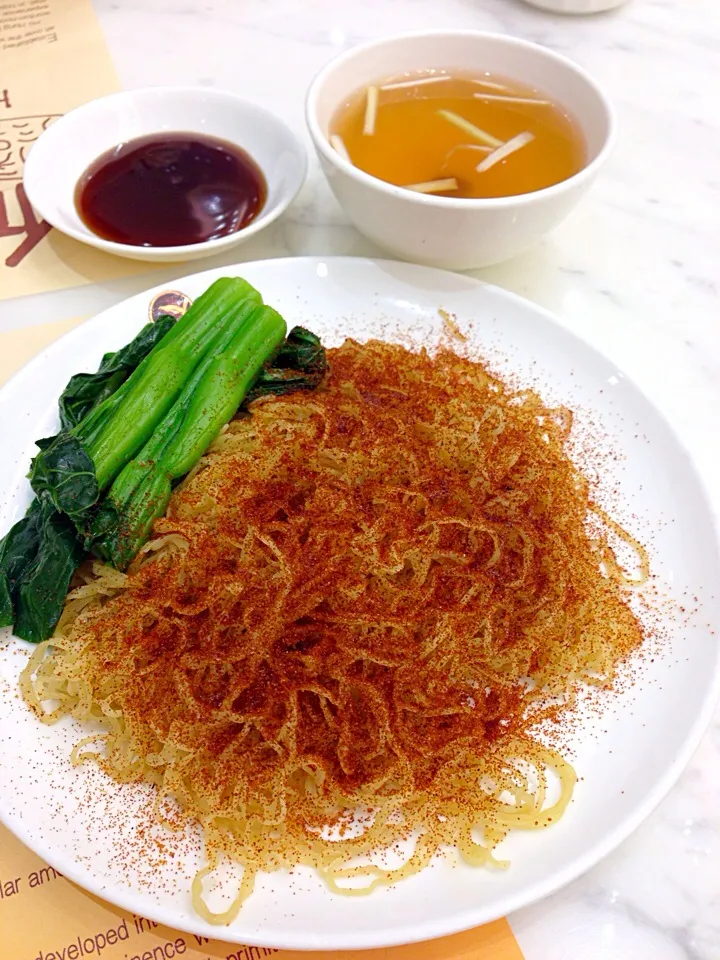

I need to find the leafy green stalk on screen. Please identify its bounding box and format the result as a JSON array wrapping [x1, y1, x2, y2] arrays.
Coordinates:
[[91, 306, 287, 569], [29, 278, 262, 524], [1, 309, 180, 640], [90, 306, 269, 552], [67, 277, 261, 489]]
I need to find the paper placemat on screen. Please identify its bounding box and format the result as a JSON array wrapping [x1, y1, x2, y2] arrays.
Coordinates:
[[0, 319, 525, 960], [0, 822, 523, 960], [0, 0, 158, 301]]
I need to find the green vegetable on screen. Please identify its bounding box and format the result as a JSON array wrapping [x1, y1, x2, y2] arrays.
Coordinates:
[[0, 579, 10, 626], [1, 276, 329, 643], [58, 314, 176, 430], [30, 277, 262, 525], [10, 494, 85, 643], [92, 305, 287, 569], [0, 312, 181, 641], [28, 433, 100, 524], [0, 499, 44, 629], [245, 326, 328, 403]]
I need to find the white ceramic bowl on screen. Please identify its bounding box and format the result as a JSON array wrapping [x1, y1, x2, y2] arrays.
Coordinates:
[[520, 0, 629, 12], [23, 87, 307, 263], [306, 31, 615, 270]]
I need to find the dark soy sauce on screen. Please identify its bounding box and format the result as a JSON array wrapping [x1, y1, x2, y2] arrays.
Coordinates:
[[76, 133, 267, 247]]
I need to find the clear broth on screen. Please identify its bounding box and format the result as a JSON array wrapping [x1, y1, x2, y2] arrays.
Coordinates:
[[330, 70, 586, 199]]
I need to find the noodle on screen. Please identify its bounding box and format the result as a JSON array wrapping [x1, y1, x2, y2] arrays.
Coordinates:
[[21, 339, 647, 923]]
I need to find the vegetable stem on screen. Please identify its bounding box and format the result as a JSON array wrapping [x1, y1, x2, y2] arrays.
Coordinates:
[[58, 314, 176, 431], [403, 177, 458, 194], [476, 132, 534, 173], [436, 109, 503, 149], [363, 86, 379, 136], [80, 277, 262, 490], [93, 305, 287, 568]]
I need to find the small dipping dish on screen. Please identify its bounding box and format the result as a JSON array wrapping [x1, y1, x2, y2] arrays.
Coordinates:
[[306, 31, 615, 270], [23, 87, 307, 263]]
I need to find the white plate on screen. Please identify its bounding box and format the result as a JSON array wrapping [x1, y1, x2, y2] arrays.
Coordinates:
[[1, 257, 718, 951]]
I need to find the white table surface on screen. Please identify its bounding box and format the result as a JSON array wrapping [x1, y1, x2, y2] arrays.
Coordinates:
[[3, 1, 720, 957]]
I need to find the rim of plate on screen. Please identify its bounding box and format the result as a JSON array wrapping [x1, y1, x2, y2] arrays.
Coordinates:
[[0, 256, 719, 950]]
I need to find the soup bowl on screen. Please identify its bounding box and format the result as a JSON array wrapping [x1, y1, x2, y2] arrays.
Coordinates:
[[306, 31, 615, 270]]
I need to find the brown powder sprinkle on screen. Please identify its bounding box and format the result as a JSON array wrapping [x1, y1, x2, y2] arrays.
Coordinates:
[[22, 338, 650, 923]]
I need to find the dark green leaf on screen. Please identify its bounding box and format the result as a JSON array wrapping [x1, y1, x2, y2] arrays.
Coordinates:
[[0, 494, 85, 641], [58, 315, 176, 430], [12, 493, 85, 643], [0, 575, 11, 628], [0, 499, 44, 627], [245, 326, 328, 403], [29, 433, 99, 525]]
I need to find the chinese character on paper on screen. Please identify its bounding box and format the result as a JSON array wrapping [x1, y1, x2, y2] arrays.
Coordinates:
[[0, 113, 60, 181], [0, 113, 60, 267]]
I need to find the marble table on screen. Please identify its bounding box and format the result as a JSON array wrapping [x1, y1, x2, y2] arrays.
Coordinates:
[[3, 1, 720, 956]]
